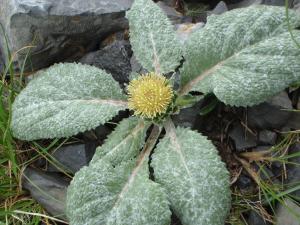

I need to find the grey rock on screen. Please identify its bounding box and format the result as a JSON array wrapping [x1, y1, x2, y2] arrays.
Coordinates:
[[284, 112, 300, 131], [22, 167, 68, 220], [262, 0, 293, 6], [237, 174, 253, 190], [0, 0, 133, 71], [157, 1, 183, 24], [247, 92, 293, 130], [228, 0, 263, 9], [172, 100, 204, 128], [247, 211, 271, 225], [259, 130, 277, 145], [48, 143, 96, 174], [229, 122, 257, 151], [130, 55, 148, 75], [276, 199, 300, 225], [252, 145, 272, 152], [286, 143, 300, 198], [80, 40, 132, 84], [209, 1, 228, 15]]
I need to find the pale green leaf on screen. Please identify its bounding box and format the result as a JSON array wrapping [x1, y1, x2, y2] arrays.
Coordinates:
[[152, 120, 231, 225], [126, 0, 182, 74], [66, 118, 171, 225], [11, 63, 127, 140], [180, 6, 300, 106]]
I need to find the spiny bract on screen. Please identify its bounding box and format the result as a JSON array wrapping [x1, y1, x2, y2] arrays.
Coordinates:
[[127, 73, 173, 119]]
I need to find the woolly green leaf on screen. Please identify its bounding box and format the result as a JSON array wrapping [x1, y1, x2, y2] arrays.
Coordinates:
[[152, 121, 231, 225], [66, 119, 171, 225], [126, 0, 182, 74], [11, 63, 127, 140], [180, 6, 300, 106]]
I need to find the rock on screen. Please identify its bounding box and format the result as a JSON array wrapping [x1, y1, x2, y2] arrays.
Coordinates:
[[47, 143, 96, 174], [247, 92, 293, 130], [284, 112, 300, 131], [22, 167, 69, 220], [236, 174, 253, 190], [80, 40, 132, 84], [276, 198, 300, 225], [229, 122, 257, 151], [247, 211, 271, 225], [286, 143, 300, 198], [262, 0, 293, 6], [130, 55, 148, 75], [228, 0, 263, 9], [157, 1, 183, 24], [258, 130, 277, 145], [0, 0, 133, 71], [209, 1, 228, 15], [172, 100, 204, 128]]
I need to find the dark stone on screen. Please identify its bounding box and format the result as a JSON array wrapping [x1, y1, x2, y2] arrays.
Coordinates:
[[47, 142, 96, 174], [228, 0, 263, 9], [236, 174, 253, 190], [172, 100, 204, 128], [22, 167, 69, 220], [276, 199, 300, 225], [209, 1, 228, 15], [130, 55, 148, 75], [157, 1, 183, 24], [252, 145, 272, 152], [80, 40, 132, 84], [262, 0, 293, 6], [0, 0, 133, 71], [229, 122, 257, 151], [286, 143, 300, 198], [258, 130, 277, 145], [247, 211, 271, 225], [247, 92, 293, 130]]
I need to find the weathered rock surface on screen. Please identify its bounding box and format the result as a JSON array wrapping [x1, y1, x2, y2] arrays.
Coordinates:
[[47, 143, 96, 174], [276, 199, 300, 225], [80, 40, 132, 84], [247, 92, 293, 130], [247, 211, 272, 225], [0, 0, 133, 71], [258, 130, 277, 145], [229, 122, 257, 151], [22, 167, 69, 220], [286, 143, 300, 198]]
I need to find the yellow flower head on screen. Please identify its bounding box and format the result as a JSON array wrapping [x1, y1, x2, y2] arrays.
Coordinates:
[[127, 73, 173, 119]]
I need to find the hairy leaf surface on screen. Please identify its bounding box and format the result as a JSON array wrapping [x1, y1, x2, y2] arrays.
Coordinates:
[[67, 118, 171, 225], [180, 6, 300, 106], [152, 121, 231, 225], [11, 63, 127, 140], [126, 0, 182, 74]]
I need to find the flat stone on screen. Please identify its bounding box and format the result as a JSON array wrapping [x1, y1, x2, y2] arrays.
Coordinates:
[[258, 130, 277, 145], [286, 143, 300, 198], [47, 143, 96, 174], [276, 199, 300, 225], [209, 1, 228, 15], [228, 0, 263, 9], [229, 122, 257, 151], [247, 92, 293, 130], [262, 0, 293, 6], [80, 40, 132, 84], [157, 1, 183, 24], [0, 0, 133, 71], [247, 211, 271, 225], [22, 167, 69, 220]]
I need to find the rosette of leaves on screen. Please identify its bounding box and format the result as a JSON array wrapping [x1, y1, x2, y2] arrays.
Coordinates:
[[10, 0, 300, 224]]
